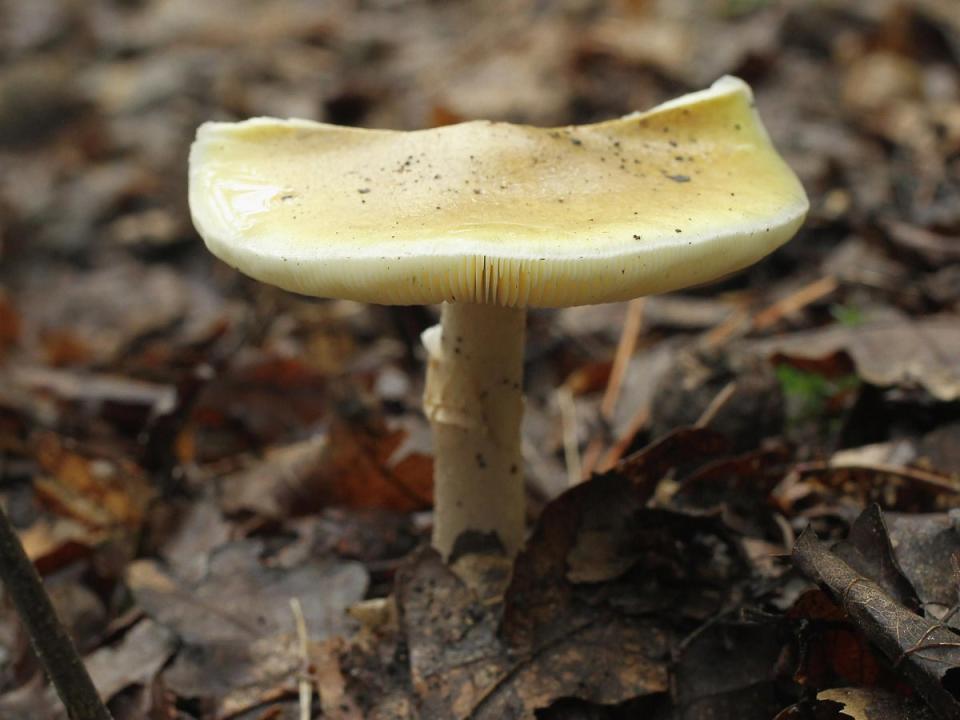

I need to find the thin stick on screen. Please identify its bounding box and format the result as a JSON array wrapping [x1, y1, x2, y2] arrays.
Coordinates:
[[702, 308, 750, 349], [597, 405, 650, 473], [579, 437, 605, 480], [695, 381, 737, 428], [0, 503, 112, 720], [751, 275, 838, 330], [557, 387, 582, 487], [601, 298, 645, 421], [290, 597, 312, 720]]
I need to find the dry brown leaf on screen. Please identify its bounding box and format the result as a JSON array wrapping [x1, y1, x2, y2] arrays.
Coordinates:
[[129, 540, 368, 716], [32, 432, 155, 531], [84, 619, 177, 703], [219, 419, 432, 519], [320, 419, 433, 512], [749, 315, 960, 401], [18, 516, 104, 575], [397, 548, 670, 720], [818, 688, 937, 719], [312, 638, 365, 720], [219, 435, 330, 519], [22, 264, 188, 365], [794, 529, 960, 718]]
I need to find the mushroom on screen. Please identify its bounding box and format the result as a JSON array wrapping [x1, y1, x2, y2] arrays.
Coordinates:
[[188, 76, 808, 561]]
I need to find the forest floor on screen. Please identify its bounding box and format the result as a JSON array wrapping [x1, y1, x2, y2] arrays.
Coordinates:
[[1, 0, 960, 718]]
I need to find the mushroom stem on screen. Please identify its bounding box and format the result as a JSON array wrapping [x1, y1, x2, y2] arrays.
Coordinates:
[[423, 302, 526, 560]]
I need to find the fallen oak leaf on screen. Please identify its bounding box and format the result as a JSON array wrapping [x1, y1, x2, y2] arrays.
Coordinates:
[[317, 417, 432, 512], [183, 354, 329, 463], [395, 547, 511, 718], [793, 528, 960, 719]]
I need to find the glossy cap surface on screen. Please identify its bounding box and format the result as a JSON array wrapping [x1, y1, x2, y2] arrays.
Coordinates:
[[189, 76, 807, 307]]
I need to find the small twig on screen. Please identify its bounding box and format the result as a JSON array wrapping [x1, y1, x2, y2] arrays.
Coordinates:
[[601, 297, 645, 420], [578, 437, 605, 479], [0, 501, 112, 720], [702, 308, 751, 349], [557, 387, 582, 486], [597, 405, 650, 473], [751, 275, 838, 330], [290, 597, 312, 720], [694, 381, 737, 428]]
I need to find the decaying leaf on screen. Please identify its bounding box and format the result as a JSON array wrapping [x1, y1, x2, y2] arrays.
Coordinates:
[[793, 528, 960, 719], [887, 513, 960, 626], [32, 432, 155, 532], [670, 443, 792, 539], [218, 434, 330, 518], [781, 461, 960, 515], [504, 428, 737, 651], [672, 616, 795, 720], [788, 588, 890, 690], [23, 264, 191, 366], [218, 417, 432, 519], [832, 504, 921, 612], [750, 316, 960, 401], [334, 429, 765, 719], [8, 365, 177, 425], [775, 688, 937, 719], [128, 539, 368, 716], [182, 354, 330, 463], [18, 516, 104, 575], [397, 547, 670, 720], [84, 619, 177, 703], [0, 287, 20, 356], [817, 687, 938, 719]]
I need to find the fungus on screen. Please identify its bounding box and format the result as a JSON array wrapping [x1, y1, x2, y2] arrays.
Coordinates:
[[188, 76, 808, 561]]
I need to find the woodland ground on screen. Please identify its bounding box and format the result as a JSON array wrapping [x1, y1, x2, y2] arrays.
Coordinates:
[[0, 0, 959, 718]]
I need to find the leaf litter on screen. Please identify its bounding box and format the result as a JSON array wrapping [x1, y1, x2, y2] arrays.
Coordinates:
[[2, 0, 960, 718]]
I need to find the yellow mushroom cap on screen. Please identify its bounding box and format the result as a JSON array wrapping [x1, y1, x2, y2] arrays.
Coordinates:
[[189, 76, 807, 308]]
